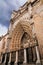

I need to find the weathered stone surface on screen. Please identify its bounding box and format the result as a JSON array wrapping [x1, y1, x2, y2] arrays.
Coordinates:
[[0, 0, 43, 65]]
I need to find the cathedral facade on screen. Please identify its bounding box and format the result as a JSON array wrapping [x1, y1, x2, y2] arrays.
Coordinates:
[[0, 0, 43, 65]]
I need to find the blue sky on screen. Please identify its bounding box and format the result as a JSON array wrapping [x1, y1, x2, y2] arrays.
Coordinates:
[[0, 0, 27, 36]]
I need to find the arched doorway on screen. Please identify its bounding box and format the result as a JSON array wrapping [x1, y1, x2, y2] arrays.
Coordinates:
[[21, 32, 33, 63], [21, 32, 37, 63], [10, 21, 37, 64]]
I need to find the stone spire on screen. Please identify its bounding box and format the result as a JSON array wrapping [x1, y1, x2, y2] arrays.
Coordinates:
[[28, 0, 35, 3], [27, 0, 30, 3]]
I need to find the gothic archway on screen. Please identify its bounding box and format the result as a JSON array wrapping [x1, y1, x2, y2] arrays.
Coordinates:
[[10, 21, 33, 51], [9, 21, 35, 64]]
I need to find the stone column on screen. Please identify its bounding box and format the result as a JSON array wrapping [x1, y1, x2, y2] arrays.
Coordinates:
[[8, 53, 11, 63], [23, 49, 27, 63], [15, 51, 18, 63], [4, 54, 7, 63], [35, 46, 41, 64]]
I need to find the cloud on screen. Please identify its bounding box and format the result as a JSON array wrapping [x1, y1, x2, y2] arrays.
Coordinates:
[[0, 24, 8, 36], [0, 0, 27, 26], [0, 0, 27, 36], [0, 0, 10, 28]]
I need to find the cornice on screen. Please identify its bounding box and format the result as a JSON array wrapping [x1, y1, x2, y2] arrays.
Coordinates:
[[10, 0, 40, 23]]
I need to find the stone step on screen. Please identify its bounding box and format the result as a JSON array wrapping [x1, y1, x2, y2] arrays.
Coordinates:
[[20, 63, 36, 65], [0, 63, 42, 65], [0, 63, 5, 65]]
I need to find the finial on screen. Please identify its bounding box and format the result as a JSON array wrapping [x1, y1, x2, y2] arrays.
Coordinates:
[[28, 0, 30, 3], [28, 0, 37, 3]]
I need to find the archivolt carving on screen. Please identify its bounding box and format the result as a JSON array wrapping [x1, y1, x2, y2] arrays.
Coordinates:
[[10, 21, 35, 51]]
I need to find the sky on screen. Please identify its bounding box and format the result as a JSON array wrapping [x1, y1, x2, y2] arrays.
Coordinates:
[[0, 0, 27, 36]]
